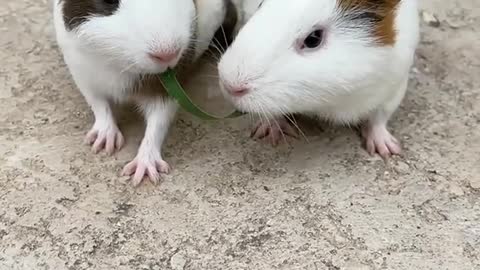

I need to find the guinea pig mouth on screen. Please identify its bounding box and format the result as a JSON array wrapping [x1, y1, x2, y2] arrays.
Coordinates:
[[140, 63, 169, 75], [139, 54, 180, 74], [232, 94, 288, 117], [230, 96, 263, 115]]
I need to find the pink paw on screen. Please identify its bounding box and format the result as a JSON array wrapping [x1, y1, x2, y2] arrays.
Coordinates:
[[251, 117, 299, 146], [85, 124, 124, 155], [122, 156, 171, 186], [362, 125, 401, 160]]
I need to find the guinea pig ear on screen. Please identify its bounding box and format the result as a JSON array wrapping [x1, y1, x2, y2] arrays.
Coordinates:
[[61, 0, 121, 31]]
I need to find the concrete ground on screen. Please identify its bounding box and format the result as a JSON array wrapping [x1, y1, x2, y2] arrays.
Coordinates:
[[0, 0, 479, 269]]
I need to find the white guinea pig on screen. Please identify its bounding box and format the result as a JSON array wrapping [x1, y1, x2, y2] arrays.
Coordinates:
[[53, 0, 226, 185], [219, 0, 420, 159]]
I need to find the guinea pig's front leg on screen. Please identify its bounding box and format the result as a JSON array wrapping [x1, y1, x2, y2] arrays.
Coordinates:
[[362, 79, 408, 159], [122, 98, 177, 186], [65, 56, 125, 155], [362, 114, 401, 160], [82, 91, 125, 155]]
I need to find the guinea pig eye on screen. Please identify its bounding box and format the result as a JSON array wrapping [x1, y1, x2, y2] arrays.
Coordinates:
[[302, 29, 324, 50]]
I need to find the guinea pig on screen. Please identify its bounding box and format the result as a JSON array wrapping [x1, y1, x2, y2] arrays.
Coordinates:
[[218, 0, 420, 159], [53, 0, 227, 185]]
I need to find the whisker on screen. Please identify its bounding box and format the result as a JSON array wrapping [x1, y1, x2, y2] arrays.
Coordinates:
[[257, 96, 290, 145], [219, 25, 229, 53]]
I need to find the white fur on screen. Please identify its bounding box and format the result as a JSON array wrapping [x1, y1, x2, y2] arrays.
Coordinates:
[[53, 0, 226, 184], [195, 0, 227, 59], [218, 0, 419, 156], [231, 0, 265, 36]]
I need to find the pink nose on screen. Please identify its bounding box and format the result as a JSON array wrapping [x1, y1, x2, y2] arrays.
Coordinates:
[[223, 83, 250, 97], [229, 87, 249, 97], [149, 49, 180, 63]]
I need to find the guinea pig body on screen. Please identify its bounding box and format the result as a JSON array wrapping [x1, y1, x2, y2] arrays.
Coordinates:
[[53, 0, 226, 185], [219, 0, 419, 158]]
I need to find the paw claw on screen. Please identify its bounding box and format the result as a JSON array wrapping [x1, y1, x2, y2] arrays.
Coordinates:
[[86, 130, 98, 145], [147, 167, 161, 185], [115, 133, 125, 150], [251, 117, 299, 146], [123, 156, 170, 186], [363, 125, 401, 159], [121, 162, 137, 176], [86, 124, 124, 155], [155, 160, 171, 174]]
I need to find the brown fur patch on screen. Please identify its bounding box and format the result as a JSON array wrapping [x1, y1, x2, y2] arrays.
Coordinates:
[[337, 0, 400, 45]]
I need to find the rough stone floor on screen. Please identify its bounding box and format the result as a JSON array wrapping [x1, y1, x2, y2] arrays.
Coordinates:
[[0, 0, 478, 269]]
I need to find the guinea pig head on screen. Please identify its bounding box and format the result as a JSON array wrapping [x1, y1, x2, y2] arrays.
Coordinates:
[[218, 0, 400, 116], [61, 0, 196, 74]]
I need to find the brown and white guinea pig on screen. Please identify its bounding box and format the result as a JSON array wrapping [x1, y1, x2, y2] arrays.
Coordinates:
[[218, 0, 420, 159], [53, 0, 227, 185]]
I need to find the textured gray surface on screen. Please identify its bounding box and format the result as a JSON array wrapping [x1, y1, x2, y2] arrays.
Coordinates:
[[0, 0, 479, 269]]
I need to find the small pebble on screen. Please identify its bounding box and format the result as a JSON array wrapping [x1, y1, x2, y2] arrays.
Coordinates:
[[422, 11, 441, 27], [395, 161, 410, 174], [469, 178, 480, 190], [170, 252, 186, 270]]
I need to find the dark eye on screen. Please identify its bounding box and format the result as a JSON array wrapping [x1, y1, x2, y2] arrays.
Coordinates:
[[302, 29, 324, 50], [104, 0, 119, 5]]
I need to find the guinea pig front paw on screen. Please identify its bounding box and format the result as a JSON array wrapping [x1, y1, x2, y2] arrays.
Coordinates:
[[251, 117, 299, 146], [121, 154, 171, 187], [85, 123, 124, 155], [362, 125, 401, 160]]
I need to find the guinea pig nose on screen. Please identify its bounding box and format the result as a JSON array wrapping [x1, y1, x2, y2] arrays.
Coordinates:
[[149, 49, 180, 63], [226, 85, 250, 97]]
